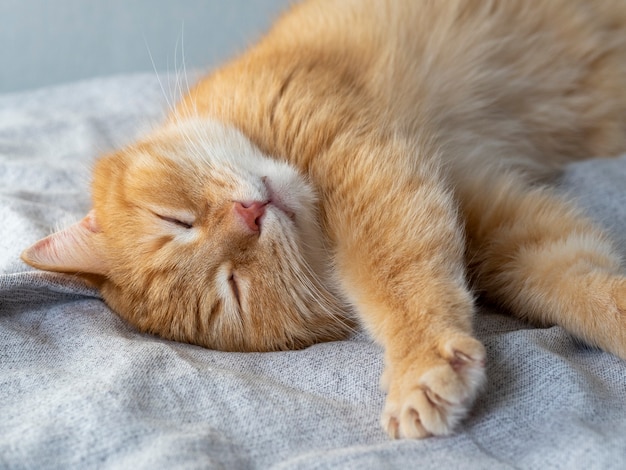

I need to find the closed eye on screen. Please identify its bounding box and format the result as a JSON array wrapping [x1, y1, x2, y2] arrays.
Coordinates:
[[155, 214, 193, 229]]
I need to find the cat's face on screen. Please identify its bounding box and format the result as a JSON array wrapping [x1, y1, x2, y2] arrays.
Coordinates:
[[24, 118, 353, 351]]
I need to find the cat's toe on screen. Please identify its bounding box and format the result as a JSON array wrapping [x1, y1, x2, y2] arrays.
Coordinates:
[[381, 388, 436, 438], [381, 335, 486, 439]]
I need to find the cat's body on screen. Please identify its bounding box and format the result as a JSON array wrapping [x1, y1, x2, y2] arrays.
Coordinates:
[[22, 0, 626, 439]]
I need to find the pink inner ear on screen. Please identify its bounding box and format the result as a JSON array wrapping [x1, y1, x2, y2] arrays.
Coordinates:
[[82, 210, 100, 233], [21, 210, 109, 275]]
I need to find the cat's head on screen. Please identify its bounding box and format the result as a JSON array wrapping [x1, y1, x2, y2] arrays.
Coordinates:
[[22, 118, 353, 351]]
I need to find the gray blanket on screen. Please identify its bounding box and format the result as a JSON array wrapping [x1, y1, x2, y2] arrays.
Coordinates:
[[1, 75, 625, 470]]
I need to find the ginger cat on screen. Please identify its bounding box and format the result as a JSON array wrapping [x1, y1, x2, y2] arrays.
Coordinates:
[[22, 0, 626, 439]]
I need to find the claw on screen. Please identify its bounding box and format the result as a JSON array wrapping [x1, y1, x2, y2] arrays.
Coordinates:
[[381, 336, 486, 439]]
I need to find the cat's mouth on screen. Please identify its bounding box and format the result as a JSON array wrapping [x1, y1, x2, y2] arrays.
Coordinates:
[[263, 177, 295, 220], [268, 199, 295, 221]]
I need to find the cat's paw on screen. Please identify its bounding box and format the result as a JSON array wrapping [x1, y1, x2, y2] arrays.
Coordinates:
[[381, 335, 486, 439]]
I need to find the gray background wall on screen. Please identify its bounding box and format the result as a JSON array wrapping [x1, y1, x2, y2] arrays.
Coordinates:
[[0, 0, 292, 93]]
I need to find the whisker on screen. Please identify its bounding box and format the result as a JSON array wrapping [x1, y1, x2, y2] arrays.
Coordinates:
[[143, 35, 174, 114], [278, 231, 358, 337], [180, 22, 199, 118]]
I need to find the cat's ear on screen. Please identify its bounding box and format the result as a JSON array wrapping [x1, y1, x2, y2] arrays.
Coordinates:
[[21, 210, 109, 275]]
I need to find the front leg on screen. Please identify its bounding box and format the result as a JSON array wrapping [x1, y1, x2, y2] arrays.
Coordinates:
[[318, 136, 486, 438]]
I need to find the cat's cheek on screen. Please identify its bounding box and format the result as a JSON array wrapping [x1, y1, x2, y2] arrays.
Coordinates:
[[255, 210, 294, 241]]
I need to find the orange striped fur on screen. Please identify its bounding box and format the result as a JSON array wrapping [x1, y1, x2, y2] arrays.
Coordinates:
[[23, 0, 626, 438]]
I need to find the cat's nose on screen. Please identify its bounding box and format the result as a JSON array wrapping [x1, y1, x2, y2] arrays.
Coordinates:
[[233, 200, 267, 232]]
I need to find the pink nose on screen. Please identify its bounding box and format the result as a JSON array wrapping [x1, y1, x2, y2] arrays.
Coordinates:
[[234, 201, 267, 232]]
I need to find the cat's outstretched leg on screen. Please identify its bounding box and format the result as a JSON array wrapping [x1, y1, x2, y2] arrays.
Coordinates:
[[461, 172, 626, 359], [319, 137, 486, 438]]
